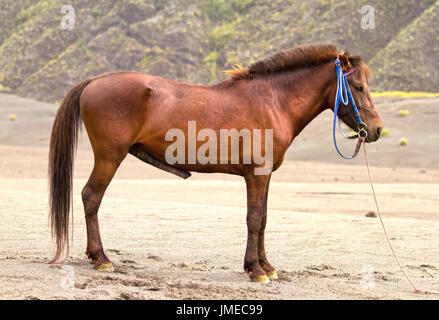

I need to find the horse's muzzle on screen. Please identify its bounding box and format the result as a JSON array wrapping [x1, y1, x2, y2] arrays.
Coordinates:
[[366, 126, 383, 142]]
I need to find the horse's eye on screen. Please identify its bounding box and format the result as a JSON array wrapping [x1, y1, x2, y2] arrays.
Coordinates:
[[355, 86, 364, 92]]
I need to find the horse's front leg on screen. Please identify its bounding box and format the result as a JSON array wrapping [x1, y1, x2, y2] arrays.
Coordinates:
[[257, 174, 278, 280], [243, 174, 271, 283]]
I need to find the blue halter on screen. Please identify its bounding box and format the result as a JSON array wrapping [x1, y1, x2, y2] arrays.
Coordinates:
[[332, 58, 367, 159]]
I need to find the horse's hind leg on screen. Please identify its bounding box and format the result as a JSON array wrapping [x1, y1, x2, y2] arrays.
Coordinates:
[[82, 156, 125, 271]]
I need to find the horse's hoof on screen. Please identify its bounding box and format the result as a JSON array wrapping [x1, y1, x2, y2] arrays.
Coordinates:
[[85, 252, 96, 264], [266, 271, 278, 280], [95, 262, 114, 272], [251, 274, 270, 284], [87, 257, 96, 264]]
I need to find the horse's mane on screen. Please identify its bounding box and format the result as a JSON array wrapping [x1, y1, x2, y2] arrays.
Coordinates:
[[216, 44, 371, 87]]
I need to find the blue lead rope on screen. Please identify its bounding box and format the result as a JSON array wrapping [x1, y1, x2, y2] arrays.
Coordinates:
[[332, 59, 365, 159]]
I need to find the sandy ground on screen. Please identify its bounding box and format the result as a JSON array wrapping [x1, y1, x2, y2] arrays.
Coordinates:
[[1, 93, 439, 300]]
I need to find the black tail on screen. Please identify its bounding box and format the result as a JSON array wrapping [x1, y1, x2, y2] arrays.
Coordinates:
[[48, 79, 92, 263]]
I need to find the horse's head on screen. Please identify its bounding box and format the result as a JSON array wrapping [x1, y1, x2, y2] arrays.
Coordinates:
[[337, 52, 383, 142]]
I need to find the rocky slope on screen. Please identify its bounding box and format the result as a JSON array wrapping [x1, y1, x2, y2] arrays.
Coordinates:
[[0, 0, 437, 103]]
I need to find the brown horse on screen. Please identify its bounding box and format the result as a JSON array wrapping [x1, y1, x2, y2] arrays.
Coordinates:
[[48, 44, 382, 283]]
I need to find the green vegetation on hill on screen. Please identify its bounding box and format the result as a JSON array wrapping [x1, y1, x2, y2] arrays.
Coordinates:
[[369, 0, 439, 93], [0, 0, 438, 103]]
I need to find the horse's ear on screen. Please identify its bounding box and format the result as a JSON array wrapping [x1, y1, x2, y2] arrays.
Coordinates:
[[337, 51, 352, 72]]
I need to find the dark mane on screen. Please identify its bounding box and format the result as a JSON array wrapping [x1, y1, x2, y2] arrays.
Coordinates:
[[217, 44, 370, 87]]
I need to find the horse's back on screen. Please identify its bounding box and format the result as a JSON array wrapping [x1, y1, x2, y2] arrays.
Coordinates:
[[80, 71, 210, 115]]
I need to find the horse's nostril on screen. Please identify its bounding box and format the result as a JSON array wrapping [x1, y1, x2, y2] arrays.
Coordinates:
[[376, 127, 382, 137]]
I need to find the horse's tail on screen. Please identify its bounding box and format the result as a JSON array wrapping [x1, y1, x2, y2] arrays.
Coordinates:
[[48, 79, 92, 263]]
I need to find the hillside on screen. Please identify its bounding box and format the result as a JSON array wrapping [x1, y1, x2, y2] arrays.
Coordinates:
[[369, 1, 439, 92], [0, 0, 438, 103]]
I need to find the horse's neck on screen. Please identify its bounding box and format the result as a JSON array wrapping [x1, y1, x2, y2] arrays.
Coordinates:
[[274, 63, 336, 137]]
